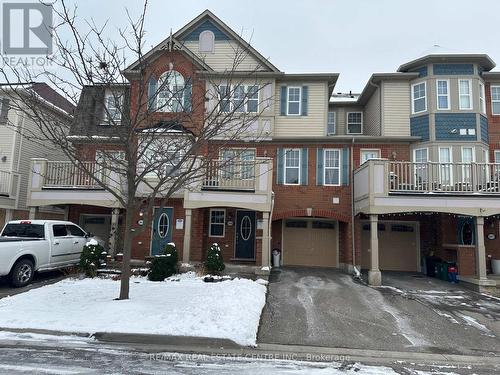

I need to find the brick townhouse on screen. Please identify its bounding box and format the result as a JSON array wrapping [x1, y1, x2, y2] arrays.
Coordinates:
[[25, 10, 500, 293]]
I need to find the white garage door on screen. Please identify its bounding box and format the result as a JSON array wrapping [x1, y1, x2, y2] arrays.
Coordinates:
[[361, 221, 419, 272], [283, 219, 338, 267]]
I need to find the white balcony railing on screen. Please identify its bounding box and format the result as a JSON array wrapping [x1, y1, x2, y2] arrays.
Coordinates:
[[44, 161, 102, 188], [388, 161, 500, 194], [0, 170, 11, 195], [203, 159, 256, 191]]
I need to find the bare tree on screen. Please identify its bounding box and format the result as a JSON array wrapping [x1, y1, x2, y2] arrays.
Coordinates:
[[0, 0, 274, 299]]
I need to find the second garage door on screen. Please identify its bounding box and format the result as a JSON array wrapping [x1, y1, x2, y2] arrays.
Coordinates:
[[361, 221, 419, 272], [283, 219, 338, 267]]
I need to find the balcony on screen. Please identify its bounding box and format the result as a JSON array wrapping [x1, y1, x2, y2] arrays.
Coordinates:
[[0, 170, 20, 209], [184, 157, 273, 212], [29, 159, 122, 208], [354, 160, 500, 216]]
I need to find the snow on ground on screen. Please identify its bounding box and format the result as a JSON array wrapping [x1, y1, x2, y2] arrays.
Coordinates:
[[0, 273, 267, 346]]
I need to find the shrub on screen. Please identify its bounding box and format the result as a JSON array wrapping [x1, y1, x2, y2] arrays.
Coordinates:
[[205, 243, 225, 274], [148, 242, 178, 281], [79, 241, 107, 278]]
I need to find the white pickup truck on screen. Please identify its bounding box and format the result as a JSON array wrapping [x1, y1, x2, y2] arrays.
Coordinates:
[[0, 220, 92, 287]]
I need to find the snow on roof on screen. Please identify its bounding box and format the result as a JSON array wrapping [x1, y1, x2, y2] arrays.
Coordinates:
[[329, 93, 360, 103]]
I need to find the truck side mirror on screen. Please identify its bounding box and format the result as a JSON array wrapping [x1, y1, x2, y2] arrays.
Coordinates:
[[85, 232, 94, 238]]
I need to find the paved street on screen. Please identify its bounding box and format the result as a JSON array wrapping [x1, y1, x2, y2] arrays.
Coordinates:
[[259, 267, 500, 356], [0, 332, 497, 374]]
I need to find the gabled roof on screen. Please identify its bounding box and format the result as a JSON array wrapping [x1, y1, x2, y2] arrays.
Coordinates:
[[123, 36, 213, 74], [174, 10, 281, 73]]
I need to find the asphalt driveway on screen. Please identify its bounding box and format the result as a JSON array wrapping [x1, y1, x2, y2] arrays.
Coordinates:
[[258, 267, 500, 356], [0, 271, 67, 299]]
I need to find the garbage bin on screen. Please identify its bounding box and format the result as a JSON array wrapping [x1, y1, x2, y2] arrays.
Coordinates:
[[425, 256, 440, 277], [272, 249, 281, 268]]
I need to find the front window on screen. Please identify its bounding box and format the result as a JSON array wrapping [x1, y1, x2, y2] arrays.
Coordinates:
[[412, 82, 426, 114], [157, 70, 185, 112], [439, 147, 453, 186], [347, 112, 363, 134], [462, 147, 474, 183], [495, 150, 500, 163], [103, 91, 123, 124], [436, 80, 449, 110], [491, 86, 500, 115], [479, 82, 486, 114], [361, 149, 381, 164], [209, 209, 225, 237], [219, 85, 259, 113], [142, 139, 184, 178], [459, 79, 472, 110], [324, 149, 341, 185], [327, 111, 335, 135], [287, 87, 301, 115], [220, 148, 256, 180], [284, 148, 300, 185]]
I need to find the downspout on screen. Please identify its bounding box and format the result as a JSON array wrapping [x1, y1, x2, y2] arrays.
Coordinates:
[[268, 191, 275, 268], [16, 113, 26, 172], [350, 137, 359, 277]]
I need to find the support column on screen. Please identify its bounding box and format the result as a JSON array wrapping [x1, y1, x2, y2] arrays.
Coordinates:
[[183, 209, 192, 264], [108, 208, 120, 257], [368, 214, 382, 286], [476, 216, 487, 280], [261, 212, 270, 268], [5, 209, 13, 223], [63, 205, 70, 221], [28, 207, 38, 220]]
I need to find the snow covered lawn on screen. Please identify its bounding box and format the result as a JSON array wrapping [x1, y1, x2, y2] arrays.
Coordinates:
[[0, 273, 267, 346]]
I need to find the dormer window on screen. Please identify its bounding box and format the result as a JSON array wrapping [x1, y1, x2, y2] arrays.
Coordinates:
[[103, 90, 123, 125], [157, 70, 185, 112], [199, 30, 215, 53]]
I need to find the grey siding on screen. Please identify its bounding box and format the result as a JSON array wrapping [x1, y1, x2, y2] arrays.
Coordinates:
[[381, 81, 410, 136], [363, 87, 381, 136]]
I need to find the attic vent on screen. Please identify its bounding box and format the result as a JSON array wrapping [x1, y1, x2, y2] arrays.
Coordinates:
[[199, 30, 215, 53]]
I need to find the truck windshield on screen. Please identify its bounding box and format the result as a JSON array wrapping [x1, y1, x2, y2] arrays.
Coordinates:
[[1, 224, 45, 239]]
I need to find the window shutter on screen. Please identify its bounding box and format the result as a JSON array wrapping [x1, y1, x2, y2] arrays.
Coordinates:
[[301, 86, 308, 116], [280, 86, 287, 116], [316, 148, 324, 185], [0, 98, 10, 123], [276, 148, 284, 184], [183, 77, 192, 112], [148, 77, 157, 111], [341, 147, 350, 185], [301, 148, 308, 185]]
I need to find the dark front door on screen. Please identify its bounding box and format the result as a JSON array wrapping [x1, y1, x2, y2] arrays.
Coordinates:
[[151, 207, 173, 255], [235, 210, 256, 259]]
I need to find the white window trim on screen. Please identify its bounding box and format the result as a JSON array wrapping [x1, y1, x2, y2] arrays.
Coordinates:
[[436, 79, 450, 110], [413, 147, 429, 163], [346, 111, 363, 135], [209, 208, 225, 238], [491, 85, 500, 115], [286, 86, 302, 116], [411, 81, 427, 114], [458, 79, 473, 110], [461, 146, 475, 183], [102, 91, 123, 125], [360, 149, 381, 164], [327, 111, 336, 135], [479, 82, 486, 114], [283, 148, 301, 185], [323, 148, 341, 186], [494, 150, 500, 163]]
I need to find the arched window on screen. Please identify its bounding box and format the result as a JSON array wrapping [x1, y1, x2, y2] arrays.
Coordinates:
[[199, 30, 215, 53], [157, 70, 185, 112]]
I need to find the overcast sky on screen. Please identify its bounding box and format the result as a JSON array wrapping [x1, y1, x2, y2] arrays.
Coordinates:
[[66, 0, 500, 93]]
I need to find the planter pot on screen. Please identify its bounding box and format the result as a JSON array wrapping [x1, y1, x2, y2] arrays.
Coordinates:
[[492, 259, 500, 275]]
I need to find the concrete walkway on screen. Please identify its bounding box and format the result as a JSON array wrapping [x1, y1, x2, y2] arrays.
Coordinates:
[[258, 267, 500, 356]]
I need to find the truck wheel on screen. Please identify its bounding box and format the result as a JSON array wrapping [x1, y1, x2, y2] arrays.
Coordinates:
[[10, 259, 34, 288]]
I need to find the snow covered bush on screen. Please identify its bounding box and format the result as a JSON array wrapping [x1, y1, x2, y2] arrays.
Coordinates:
[[148, 243, 178, 281], [205, 243, 225, 274], [79, 240, 107, 278]]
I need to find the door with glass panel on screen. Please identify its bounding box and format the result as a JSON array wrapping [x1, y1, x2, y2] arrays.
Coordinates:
[[439, 148, 453, 188], [461, 147, 474, 189], [413, 148, 428, 189], [220, 149, 256, 188]]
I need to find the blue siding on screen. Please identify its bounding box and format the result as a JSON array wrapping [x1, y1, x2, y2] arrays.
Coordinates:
[[180, 19, 230, 41], [435, 113, 477, 141], [410, 66, 428, 78], [433, 63, 474, 75], [410, 115, 430, 141], [480, 115, 489, 144]]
